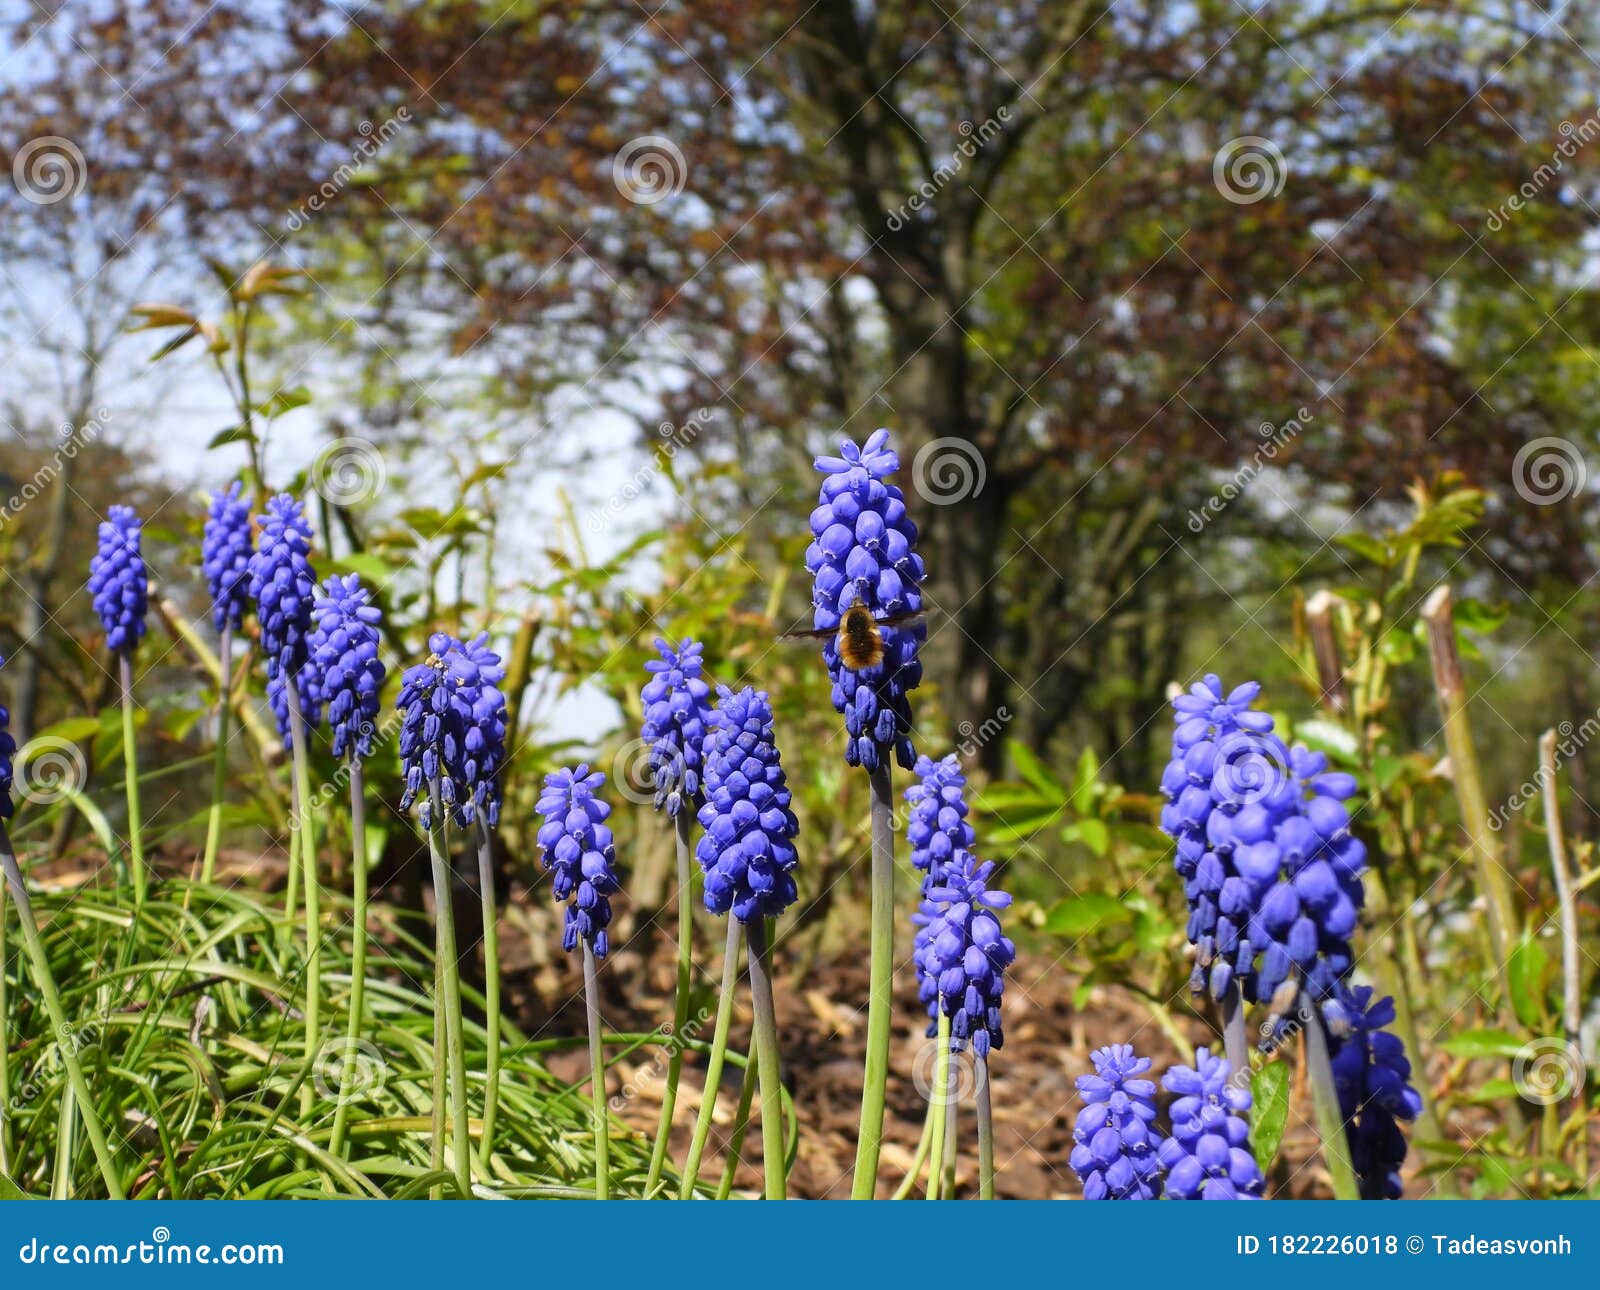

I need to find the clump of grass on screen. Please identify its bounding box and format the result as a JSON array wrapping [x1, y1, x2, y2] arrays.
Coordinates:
[[0, 875, 664, 1199]]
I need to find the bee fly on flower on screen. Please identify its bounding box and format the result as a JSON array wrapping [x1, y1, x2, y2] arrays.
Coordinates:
[[782, 601, 928, 672]]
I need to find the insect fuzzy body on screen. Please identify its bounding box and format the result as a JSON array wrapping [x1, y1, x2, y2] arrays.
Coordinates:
[[784, 603, 926, 673]]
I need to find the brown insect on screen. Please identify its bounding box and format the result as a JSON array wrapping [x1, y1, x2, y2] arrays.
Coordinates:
[[782, 602, 927, 672]]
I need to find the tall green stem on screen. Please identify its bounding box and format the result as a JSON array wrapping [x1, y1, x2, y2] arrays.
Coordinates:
[[475, 817, 502, 1170], [281, 765, 300, 945], [927, 1011, 951, 1200], [892, 1098, 936, 1199], [715, 1051, 758, 1199], [329, 758, 369, 1160], [583, 940, 611, 1200], [647, 809, 695, 1192], [285, 685, 320, 1116], [680, 917, 742, 1198], [746, 916, 786, 1199], [0, 824, 123, 1198], [975, 1054, 995, 1199], [199, 625, 233, 885], [429, 945, 446, 1199], [425, 788, 473, 1199], [0, 875, 10, 1176], [117, 653, 146, 906], [1303, 1007, 1360, 1200], [851, 762, 895, 1198]]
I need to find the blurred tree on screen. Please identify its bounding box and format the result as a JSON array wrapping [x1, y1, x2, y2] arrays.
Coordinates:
[[6, 0, 1600, 781]]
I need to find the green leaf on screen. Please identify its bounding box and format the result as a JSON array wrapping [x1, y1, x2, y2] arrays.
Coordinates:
[[1453, 597, 1509, 637], [1336, 532, 1392, 566], [1069, 746, 1100, 815], [327, 552, 397, 587], [258, 386, 311, 418], [1440, 1028, 1525, 1059], [1507, 936, 1552, 1030], [1293, 717, 1359, 761], [1042, 892, 1129, 937], [0, 1170, 34, 1199], [1064, 817, 1110, 857], [29, 715, 101, 744], [1007, 741, 1063, 798], [1251, 1061, 1292, 1168], [208, 423, 256, 449]]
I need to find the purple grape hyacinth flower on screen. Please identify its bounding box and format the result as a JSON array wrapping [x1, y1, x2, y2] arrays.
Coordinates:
[[805, 428, 925, 771], [640, 637, 713, 817], [202, 482, 253, 634], [247, 494, 317, 683], [439, 632, 507, 826], [310, 574, 385, 762], [694, 686, 799, 922], [904, 753, 976, 885], [87, 505, 148, 654], [1158, 674, 1365, 1025], [535, 764, 622, 957], [912, 853, 1014, 1057], [396, 642, 473, 829], [1158, 1047, 1265, 1199], [1070, 1044, 1166, 1199], [1327, 986, 1423, 1199]]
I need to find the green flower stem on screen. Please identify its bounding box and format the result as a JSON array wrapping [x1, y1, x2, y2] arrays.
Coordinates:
[[117, 653, 146, 907], [429, 945, 446, 1199], [0, 823, 124, 1198], [1303, 1007, 1360, 1200], [583, 940, 610, 1200], [424, 787, 473, 1199], [1221, 980, 1249, 1084], [891, 1098, 937, 1199], [851, 761, 896, 1198], [475, 816, 502, 1171], [942, 1067, 958, 1196], [284, 685, 321, 1117], [199, 625, 233, 886], [679, 917, 743, 1198], [329, 758, 370, 1160], [746, 916, 786, 1199], [281, 777, 300, 945], [975, 1053, 996, 1200], [715, 1051, 758, 1199], [926, 1011, 951, 1200], [647, 808, 695, 1193]]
